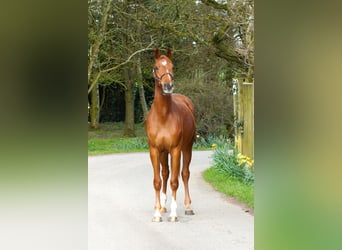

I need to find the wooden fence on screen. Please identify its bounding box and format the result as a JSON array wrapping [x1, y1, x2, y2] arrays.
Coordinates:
[[233, 78, 254, 159]]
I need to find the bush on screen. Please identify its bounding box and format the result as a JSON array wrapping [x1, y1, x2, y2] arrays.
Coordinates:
[[175, 77, 233, 138], [211, 142, 254, 185], [193, 134, 233, 150]]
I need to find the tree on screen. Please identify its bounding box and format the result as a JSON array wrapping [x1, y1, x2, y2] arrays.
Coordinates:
[[136, 2, 148, 120], [88, 0, 153, 133], [87, 0, 254, 137], [201, 0, 254, 80], [88, 0, 113, 129]]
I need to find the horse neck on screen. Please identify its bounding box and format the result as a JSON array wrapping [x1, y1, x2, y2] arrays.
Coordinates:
[[153, 81, 172, 118]]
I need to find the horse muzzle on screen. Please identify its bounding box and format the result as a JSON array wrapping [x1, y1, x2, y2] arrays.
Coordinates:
[[162, 82, 174, 95]]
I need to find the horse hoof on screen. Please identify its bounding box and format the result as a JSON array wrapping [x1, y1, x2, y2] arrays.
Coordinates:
[[185, 209, 195, 215], [168, 216, 178, 222], [152, 216, 162, 222], [160, 207, 167, 213]]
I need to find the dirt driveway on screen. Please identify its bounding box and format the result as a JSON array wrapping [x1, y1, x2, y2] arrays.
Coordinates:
[[88, 151, 254, 250]]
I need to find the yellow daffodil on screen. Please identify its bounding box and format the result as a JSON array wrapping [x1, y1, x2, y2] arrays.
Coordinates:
[[236, 153, 254, 168], [237, 153, 244, 159]]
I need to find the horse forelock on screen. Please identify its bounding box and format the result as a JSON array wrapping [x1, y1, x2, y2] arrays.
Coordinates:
[[155, 55, 172, 67]]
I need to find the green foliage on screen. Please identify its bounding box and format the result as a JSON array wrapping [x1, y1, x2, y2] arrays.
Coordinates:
[[211, 142, 254, 185], [176, 77, 234, 138], [88, 0, 253, 136], [193, 134, 231, 149]]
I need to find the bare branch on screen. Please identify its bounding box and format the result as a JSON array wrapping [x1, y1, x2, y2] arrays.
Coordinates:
[[87, 39, 154, 94], [100, 39, 154, 74], [200, 0, 228, 11]]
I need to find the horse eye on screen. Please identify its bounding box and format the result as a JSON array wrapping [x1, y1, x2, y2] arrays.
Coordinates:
[[154, 67, 159, 70]]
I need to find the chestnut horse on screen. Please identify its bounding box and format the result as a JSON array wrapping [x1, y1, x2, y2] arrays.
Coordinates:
[[146, 48, 196, 222]]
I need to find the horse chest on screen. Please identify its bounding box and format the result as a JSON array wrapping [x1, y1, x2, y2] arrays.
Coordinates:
[[147, 117, 182, 149]]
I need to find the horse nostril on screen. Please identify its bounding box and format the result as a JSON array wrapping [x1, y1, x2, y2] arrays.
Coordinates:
[[166, 83, 174, 90], [162, 82, 174, 94]]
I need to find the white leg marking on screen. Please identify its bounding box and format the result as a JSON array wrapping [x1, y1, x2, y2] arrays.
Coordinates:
[[160, 192, 167, 208], [169, 197, 177, 218], [154, 209, 161, 218]]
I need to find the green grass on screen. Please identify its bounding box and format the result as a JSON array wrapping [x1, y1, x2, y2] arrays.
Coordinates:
[[203, 141, 254, 208], [88, 137, 149, 155], [87, 122, 224, 155], [88, 122, 146, 139], [203, 167, 254, 208], [88, 122, 148, 155]]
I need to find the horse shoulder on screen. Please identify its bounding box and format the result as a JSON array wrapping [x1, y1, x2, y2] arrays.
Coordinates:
[[172, 94, 195, 116]]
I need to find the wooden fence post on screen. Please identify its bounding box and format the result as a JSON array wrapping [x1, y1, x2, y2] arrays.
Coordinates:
[[233, 79, 254, 159]]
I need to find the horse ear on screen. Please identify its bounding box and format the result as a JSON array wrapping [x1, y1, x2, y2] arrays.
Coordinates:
[[154, 48, 160, 59], [166, 48, 172, 59]]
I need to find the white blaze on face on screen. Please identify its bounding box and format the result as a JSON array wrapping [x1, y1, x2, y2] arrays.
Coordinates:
[[161, 59, 167, 66]]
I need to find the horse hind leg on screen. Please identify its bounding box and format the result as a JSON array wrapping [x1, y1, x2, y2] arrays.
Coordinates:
[[160, 151, 169, 213], [182, 146, 195, 215]]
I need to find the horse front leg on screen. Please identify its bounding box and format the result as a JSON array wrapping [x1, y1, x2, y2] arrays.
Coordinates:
[[149, 148, 162, 222], [169, 149, 181, 222], [160, 151, 169, 213]]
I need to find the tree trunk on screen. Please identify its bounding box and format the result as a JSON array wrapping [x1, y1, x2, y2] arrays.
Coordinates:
[[88, 0, 112, 88], [87, 0, 112, 129], [89, 84, 100, 129], [136, 57, 148, 120], [123, 66, 136, 137], [136, 2, 148, 121], [121, 0, 136, 137]]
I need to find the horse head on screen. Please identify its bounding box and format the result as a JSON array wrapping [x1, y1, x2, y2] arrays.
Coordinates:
[[153, 48, 174, 95]]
